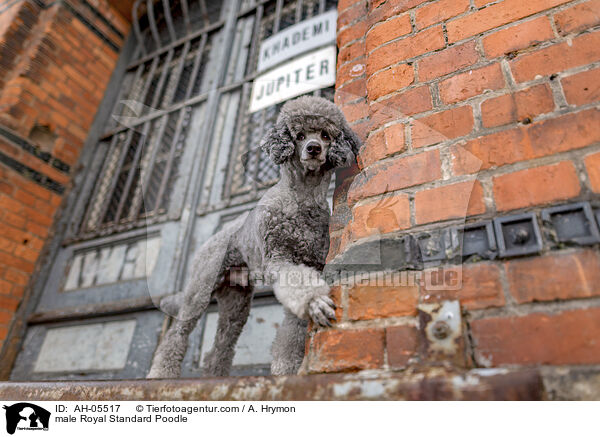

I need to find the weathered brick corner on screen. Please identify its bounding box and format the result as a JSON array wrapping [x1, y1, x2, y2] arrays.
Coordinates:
[[310, 0, 600, 388]]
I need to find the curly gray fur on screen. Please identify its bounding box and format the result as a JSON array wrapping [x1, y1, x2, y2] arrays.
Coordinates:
[[147, 96, 360, 379]]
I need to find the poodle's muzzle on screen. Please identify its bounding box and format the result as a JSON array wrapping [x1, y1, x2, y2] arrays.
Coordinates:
[[298, 132, 329, 170]]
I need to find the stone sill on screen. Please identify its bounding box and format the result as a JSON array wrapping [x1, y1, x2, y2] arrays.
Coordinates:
[[0, 368, 544, 400]]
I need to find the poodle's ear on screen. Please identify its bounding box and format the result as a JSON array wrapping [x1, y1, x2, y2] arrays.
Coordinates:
[[327, 124, 361, 168], [260, 119, 295, 165]]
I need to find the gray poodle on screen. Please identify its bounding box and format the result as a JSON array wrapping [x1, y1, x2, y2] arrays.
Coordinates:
[[147, 96, 360, 378]]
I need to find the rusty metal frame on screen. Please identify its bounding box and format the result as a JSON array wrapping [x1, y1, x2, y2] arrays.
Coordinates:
[[0, 369, 545, 400]]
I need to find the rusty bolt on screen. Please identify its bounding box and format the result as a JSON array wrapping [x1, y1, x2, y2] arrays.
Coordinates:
[[432, 321, 450, 340]]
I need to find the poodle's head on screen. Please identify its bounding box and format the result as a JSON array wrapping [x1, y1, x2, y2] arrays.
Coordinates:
[[260, 96, 361, 172]]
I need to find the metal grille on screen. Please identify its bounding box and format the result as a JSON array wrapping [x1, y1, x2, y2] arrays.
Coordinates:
[[224, 0, 337, 197], [79, 1, 219, 236], [77, 0, 337, 237]]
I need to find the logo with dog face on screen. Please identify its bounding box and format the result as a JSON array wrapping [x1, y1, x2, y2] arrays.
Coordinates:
[[3, 403, 50, 434]]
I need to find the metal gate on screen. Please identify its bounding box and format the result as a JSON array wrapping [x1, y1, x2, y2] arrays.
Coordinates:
[[11, 0, 337, 380]]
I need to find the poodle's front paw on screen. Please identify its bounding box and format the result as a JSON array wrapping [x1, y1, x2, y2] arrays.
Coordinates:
[[308, 296, 336, 327]]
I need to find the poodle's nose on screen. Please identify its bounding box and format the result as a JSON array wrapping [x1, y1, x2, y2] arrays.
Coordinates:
[[306, 141, 322, 157]]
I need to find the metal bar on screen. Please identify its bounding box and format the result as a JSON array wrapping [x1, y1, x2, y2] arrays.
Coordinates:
[[126, 20, 224, 71], [223, 81, 251, 199], [246, 3, 263, 75], [252, 108, 268, 189], [133, 115, 170, 220], [185, 33, 209, 99], [199, 0, 210, 26], [161, 0, 177, 42], [96, 129, 136, 225], [149, 49, 175, 110], [153, 108, 187, 211], [132, 0, 147, 56], [27, 296, 163, 325], [181, 0, 191, 33], [319, 0, 325, 13], [79, 134, 120, 232], [295, 0, 303, 22], [165, 41, 191, 105], [137, 55, 161, 108], [146, 0, 162, 50], [100, 91, 209, 140], [273, 0, 283, 33], [113, 122, 152, 223]]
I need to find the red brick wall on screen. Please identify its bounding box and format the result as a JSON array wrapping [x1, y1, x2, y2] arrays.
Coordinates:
[[0, 0, 130, 357], [306, 0, 600, 373]]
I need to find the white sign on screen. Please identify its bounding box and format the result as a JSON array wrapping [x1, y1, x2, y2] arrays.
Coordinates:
[[258, 10, 337, 72], [63, 236, 161, 290], [250, 45, 336, 113]]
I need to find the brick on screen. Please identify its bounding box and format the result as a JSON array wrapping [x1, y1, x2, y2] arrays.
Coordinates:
[[415, 180, 486, 224], [506, 250, 600, 304], [421, 263, 505, 310], [359, 122, 406, 168], [310, 328, 385, 372], [348, 280, 418, 320], [367, 63, 414, 100], [482, 16, 555, 58], [2, 211, 26, 230], [350, 192, 411, 240], [14, 188, 36, 207], [366, 14, 412, 53], [0, 224, 30, 246], [554, 0, 600, 35], [367, 0, 428, 25], [0, 279, 11, 295], [14, 245, 39, 263], [341, 101, 369, 123], [369, 85, 432, 129], [418, 41, 480, 81], [25, 221, 49, 238], [561, 68, 600, 106], [411, 105, 474, 148], [367, 26, 445, 75], [452, 109, 600, 174], [0, 310, 13, 325], [480, 84, 555, 128], [338, 40, 366, 66], [386, 325, 418, 367], [446, 0, 572, 43], [0, 237, 17, 254], [0, 251, 35, 274], [415, 0, 470, 29], [471, 308, 600, 366], [339, 0, 364, 12], [337, 58, 367, 86], [4, 268, 29, 286], [338, 20, 367, 48], [510, 31, 600, 83], [439, 63, 505, 104], [348, 149, 441, 203], [338, 1, 367, 28], [585, 152, 600, 192], [492, 161, 581, 211], [0, 294, 20, 311]]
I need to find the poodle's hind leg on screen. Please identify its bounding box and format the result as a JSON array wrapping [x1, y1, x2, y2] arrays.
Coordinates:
[[146, 315, 201, 379], [147, 254, 230, 379], [271, 309, 308, 375], [203, 285, 253, 377]]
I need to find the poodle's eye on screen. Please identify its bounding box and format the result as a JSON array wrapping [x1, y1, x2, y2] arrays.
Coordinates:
[[321, 131, 330, 141], [296, 132, 305, 141]]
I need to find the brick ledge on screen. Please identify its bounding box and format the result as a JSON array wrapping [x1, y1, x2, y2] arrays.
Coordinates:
[[0, 368, 543, 401]]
